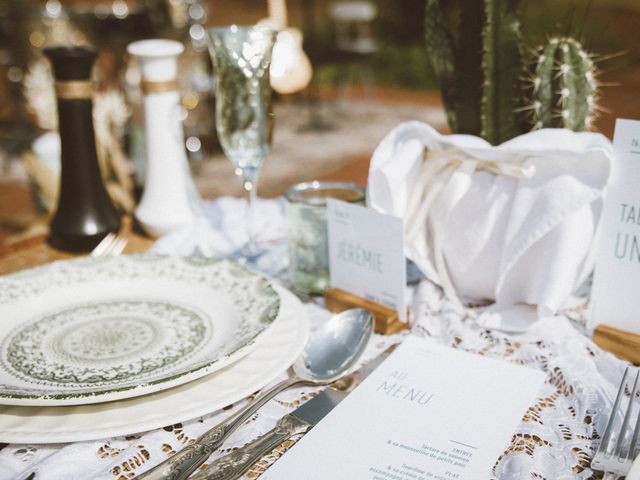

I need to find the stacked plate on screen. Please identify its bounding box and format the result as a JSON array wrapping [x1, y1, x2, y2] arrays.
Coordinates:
[[0, 255, 309, 443]]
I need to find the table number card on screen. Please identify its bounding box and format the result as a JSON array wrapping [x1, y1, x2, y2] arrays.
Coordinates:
[[262, 335, 545, 480], [591, 118, 640, 334], [327, 199, 407, 322]]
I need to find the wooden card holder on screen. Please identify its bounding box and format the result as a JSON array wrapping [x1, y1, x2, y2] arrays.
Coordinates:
[[324, 288, 409, 335], [593, 324, 640, 365]]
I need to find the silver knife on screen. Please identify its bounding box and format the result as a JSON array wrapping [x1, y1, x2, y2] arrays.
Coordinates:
[[189, 346, 395, 480]]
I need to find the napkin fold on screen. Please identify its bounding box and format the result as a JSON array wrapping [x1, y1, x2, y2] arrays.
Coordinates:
[[368, 121, 613, 331]]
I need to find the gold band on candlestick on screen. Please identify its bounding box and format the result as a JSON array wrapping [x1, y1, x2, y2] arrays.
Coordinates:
[[55, 81, 93, 100], [141, 79, 178, 95]]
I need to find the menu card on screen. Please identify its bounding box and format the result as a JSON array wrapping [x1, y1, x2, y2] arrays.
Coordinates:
[[262, 335, 545, 480], [591, 118, 640, 333]]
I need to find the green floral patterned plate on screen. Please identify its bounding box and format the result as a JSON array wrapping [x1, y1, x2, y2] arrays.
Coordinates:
[[0, 255, 280, 406]]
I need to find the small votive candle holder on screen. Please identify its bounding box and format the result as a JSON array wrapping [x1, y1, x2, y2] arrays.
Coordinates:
[[285, 181, 365, 295]]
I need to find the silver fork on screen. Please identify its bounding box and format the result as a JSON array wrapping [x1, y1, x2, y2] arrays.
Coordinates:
[[592, 368, 640, 479], [91, 232, 127, 257]]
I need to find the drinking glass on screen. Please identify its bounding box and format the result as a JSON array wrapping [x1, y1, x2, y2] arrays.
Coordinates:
[[285, 181, 366, 294], [207, 25, 276, 258]]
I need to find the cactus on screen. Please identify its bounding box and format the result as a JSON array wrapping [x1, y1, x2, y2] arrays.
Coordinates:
[[525, 37, 599, 131], [424, 0, 525, 144], [424, 0, 484, 136], [480, 0, 525, 145], [425, 1, 602, 143]]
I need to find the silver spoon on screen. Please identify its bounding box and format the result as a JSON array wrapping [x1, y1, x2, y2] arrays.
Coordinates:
[[136, 308, 374, 480]]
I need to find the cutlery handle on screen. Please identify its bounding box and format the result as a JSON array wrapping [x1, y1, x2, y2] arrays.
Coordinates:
[[135, 443, 211, 480], [192, 415, 310, 480], [134, 377, 302, 480]]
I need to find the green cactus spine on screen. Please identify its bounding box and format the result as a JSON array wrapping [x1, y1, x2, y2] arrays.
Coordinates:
[[526, 37, 599, 131], [480, 0, 525, 145]]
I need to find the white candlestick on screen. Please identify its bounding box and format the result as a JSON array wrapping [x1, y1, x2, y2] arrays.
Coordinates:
[[127, 39, 201, 238]]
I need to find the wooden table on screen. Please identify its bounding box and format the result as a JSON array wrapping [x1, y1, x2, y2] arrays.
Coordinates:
[[0, 216, 153, 276]]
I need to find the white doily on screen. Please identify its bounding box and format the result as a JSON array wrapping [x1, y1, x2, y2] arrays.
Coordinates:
[[0, 197, 632, 479]]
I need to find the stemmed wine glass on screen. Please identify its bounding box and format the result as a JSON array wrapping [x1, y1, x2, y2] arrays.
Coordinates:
[[207, 25, 276, 259]]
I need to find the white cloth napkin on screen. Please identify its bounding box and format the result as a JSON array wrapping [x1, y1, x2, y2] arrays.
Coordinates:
[[367, 121, 613, 331]]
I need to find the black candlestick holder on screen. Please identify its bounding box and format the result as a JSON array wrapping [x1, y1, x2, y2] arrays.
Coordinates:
[[44, 46, 121, 252]]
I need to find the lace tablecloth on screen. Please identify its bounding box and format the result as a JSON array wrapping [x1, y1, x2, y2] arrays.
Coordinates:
[[0, 197, 632, 480]]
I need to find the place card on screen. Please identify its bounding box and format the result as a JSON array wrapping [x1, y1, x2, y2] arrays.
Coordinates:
[[327, 199, 407, 322], [262, 335, 545, 480], [591, 118, 640, 334]]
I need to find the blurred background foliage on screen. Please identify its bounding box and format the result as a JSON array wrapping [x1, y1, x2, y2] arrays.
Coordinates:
[[1, 0, 639, 92], [299, 0, 640, 90]]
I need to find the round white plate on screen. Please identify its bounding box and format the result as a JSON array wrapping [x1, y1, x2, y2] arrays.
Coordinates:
[[0, 285, 308, 444], [0, 255, 281, 406]]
